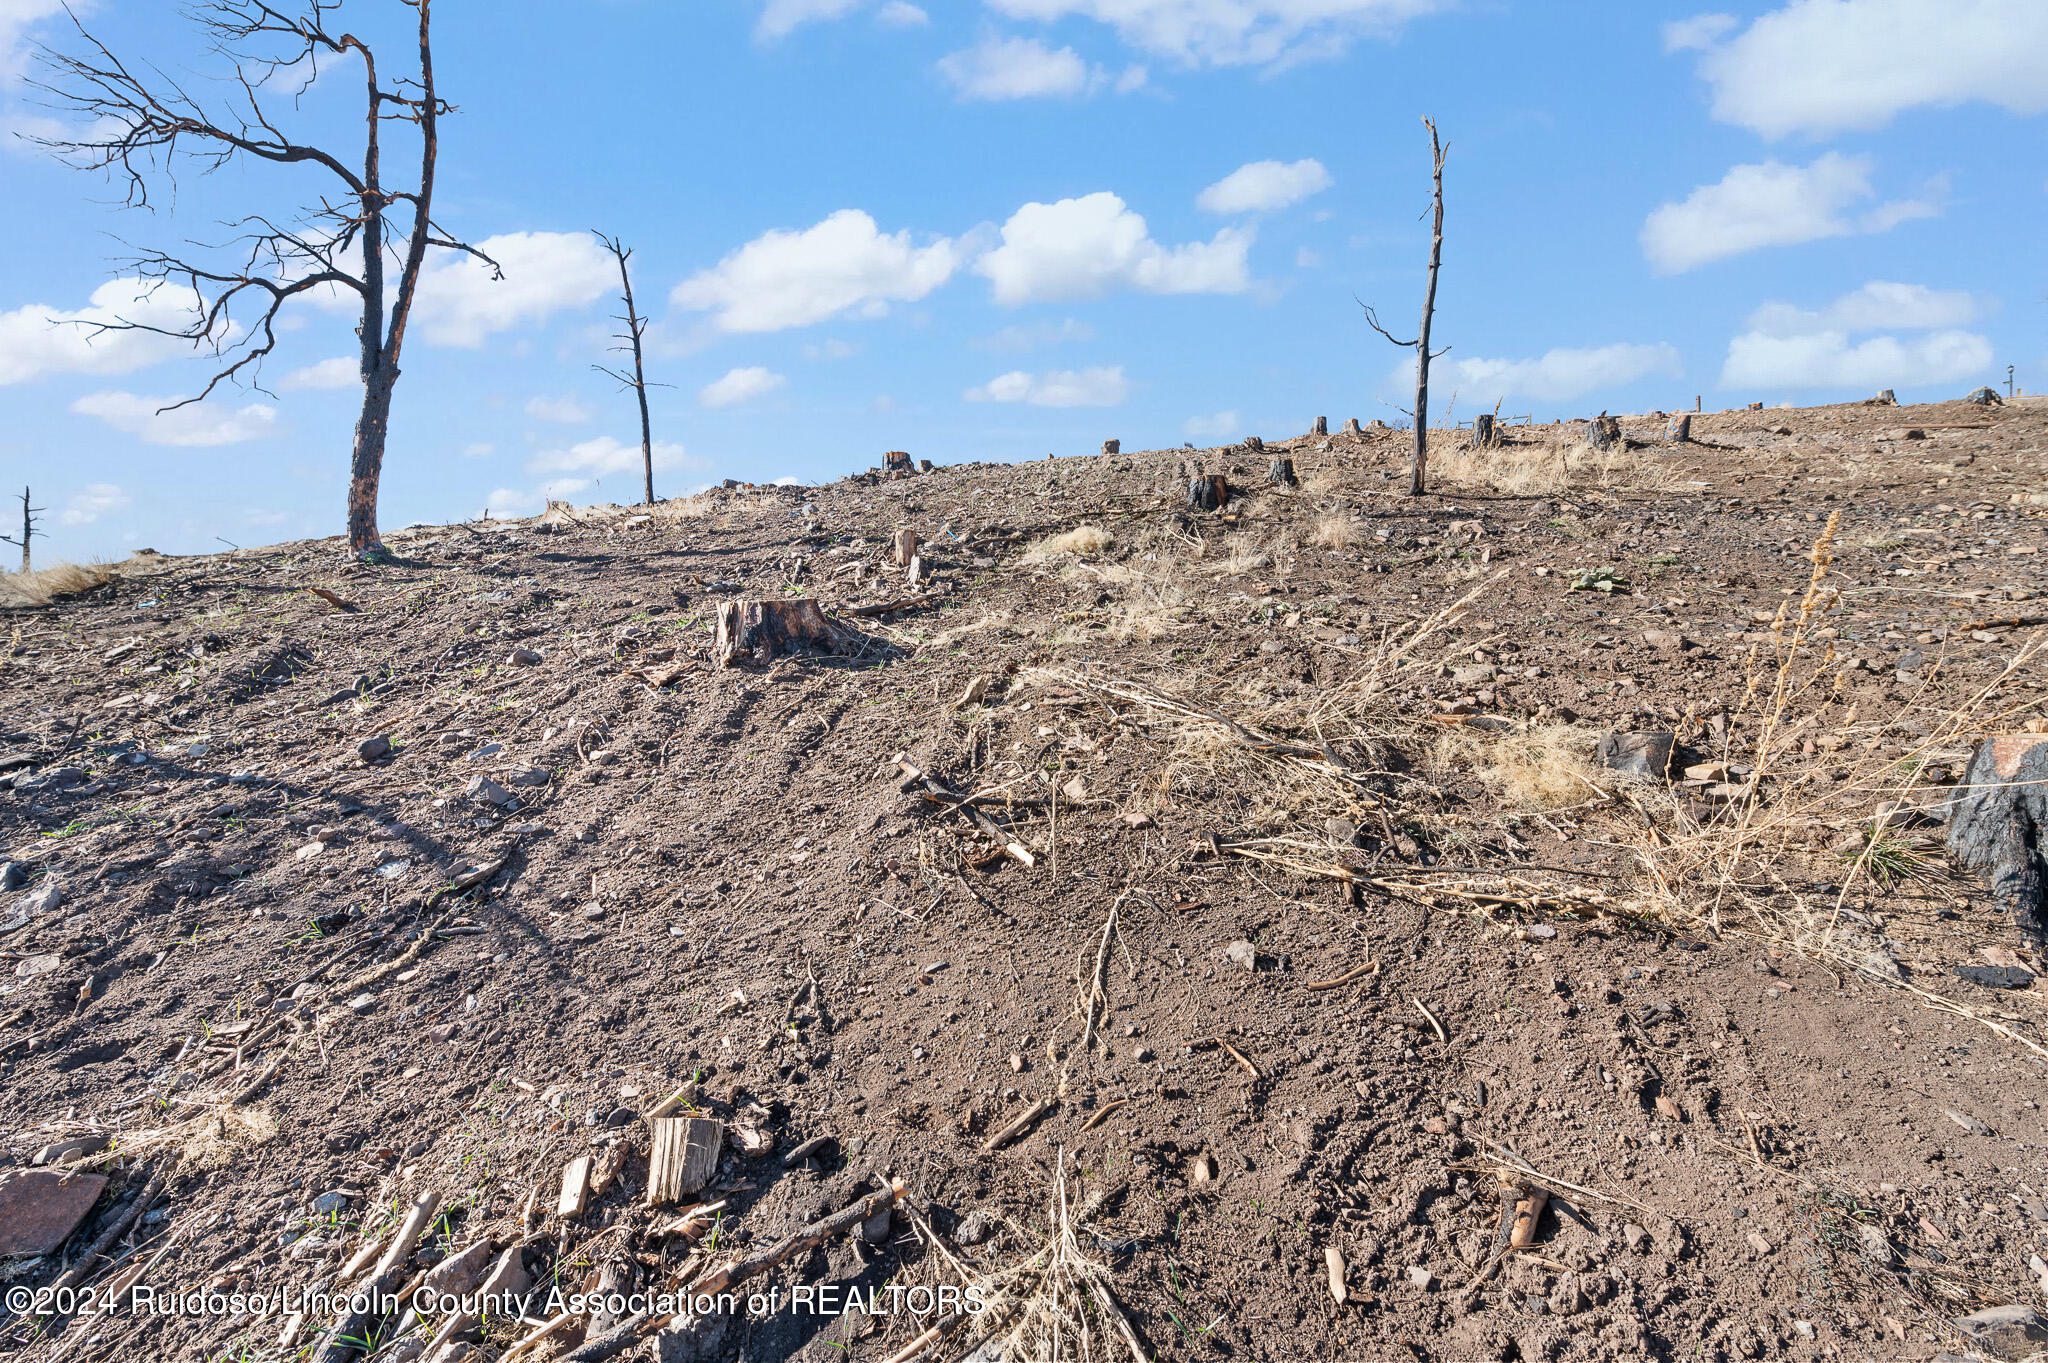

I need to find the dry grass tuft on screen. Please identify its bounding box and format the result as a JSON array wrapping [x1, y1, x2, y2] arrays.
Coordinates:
[[1434, 723, 1607, 810], [1026, 524, 1114, 560], [1311, 512, 1361, 550], [0, 561, 116, 609], [1433, 437, 1676, 496]]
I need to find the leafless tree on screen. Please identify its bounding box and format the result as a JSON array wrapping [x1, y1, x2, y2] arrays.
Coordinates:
[[592, 231, 661, 506], [1361, 117, 1449, 497], [31, 0, 498, 559], [0, 488, 45, 573]]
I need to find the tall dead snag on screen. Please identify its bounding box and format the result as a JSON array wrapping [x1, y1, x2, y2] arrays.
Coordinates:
[[0, 488, 43, 573], [593, 232, 658, 505], [1361, 117, 1449, 497], [34, 1, 498, 559]]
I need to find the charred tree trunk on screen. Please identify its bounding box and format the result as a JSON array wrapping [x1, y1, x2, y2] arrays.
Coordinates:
[[1185, 474, 1229, 513], [883, 451, 913, 475], [1101, 439, 1120, 456], [1343, 418, 1363, 437], [1948, 735, 2048, 944], [348, 367, 398, 555], [1360, 119, 1449, 498], [1241, 435, 1264, 453], [1470, 413, 1496, 449], [1588, 412, 1622, 451], [1, 488, 41, 574], [1267, 458, 1298, 488], [1667, 414, 1691, 443]]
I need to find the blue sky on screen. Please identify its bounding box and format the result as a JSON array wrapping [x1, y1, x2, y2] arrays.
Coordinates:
[[1, 0, 2044, 560]]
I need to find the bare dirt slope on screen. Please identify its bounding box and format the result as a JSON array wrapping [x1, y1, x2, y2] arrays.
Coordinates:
[[4, 395, 2048, 1363]]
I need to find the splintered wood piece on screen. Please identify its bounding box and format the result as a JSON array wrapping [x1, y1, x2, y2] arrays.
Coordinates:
[[713, 598, 848, 668], [982, 1098, 1055, 1153], [646, 1117, 723, 1205], [1324, 1244, 1348, 1303], [590, 1139, 633, 1197], [893, 528, 919, 567], [557, 1156, 592, 1220], [1509, 1186, 1549, 1249], [305, 586, 359, 613]]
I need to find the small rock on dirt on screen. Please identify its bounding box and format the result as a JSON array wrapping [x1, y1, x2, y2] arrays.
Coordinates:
[[1642, 629, 1688, 651], [0, 1168, 111, 1257], [508, 648, 542, 666], [955, 1209, 994, 1246], [1954, 1305, 2048, 1360], [19, 881, 61, 916], [1955, 964, 2031, 990], [464, 775, 514, 806], [1597, 731, 1675, 780], [0, 862, 24, 891], [356, 735, 391, 761], [1406, 1266, 1435, 1290], [1224, 940, 1259, 971]]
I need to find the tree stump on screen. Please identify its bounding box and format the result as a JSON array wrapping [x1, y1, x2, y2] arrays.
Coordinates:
[[1746, 401, 1764, 411], [892, 528, 919, 568], [1966, 386, 2004, 406], [1947, 735, 2048, 943], [917, 458, 933, 473], [882, 450, 913, 474], [1470, 413, 1496, 448], [646, 1118, 724, 1204], [1267, 457, 1297, 488], [1241, 435, 1265, 453], [1587, 412, 1622, 450], [1666, 414, 1691, 443], [1185, 474, 1229, 513], [1101, 438, 1120, 456], [1312, 416, 1328, 436], [713, 599, 849, 668], [1873, 389, 1896, 405]]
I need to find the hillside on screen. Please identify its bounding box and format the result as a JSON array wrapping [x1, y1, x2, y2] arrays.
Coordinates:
[[4, 395, 2048, 1363]]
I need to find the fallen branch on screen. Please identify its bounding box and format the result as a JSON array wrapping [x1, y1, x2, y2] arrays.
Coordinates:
[[982, 1098, 1056, 1153]]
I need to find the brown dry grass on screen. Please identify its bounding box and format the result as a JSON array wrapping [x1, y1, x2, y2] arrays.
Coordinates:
[[1433, 437, 1676, 496], [1311, 512, 1360, 550], [0, 562, 116, 609], [1024, 525, 1113, 561], [1433, 723, 1607, 811]]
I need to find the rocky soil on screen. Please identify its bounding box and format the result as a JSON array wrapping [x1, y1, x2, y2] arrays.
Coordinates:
[[3, 394, 2048, 1363]]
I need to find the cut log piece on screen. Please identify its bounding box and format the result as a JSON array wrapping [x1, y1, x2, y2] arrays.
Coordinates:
[[1947, 735, 2048, 944], [713, 599, 850, 668], [1312, 416, 1328, 436], [1470, 413, 1496, 448], [1185, 474, 1229, 513], [647, 1118, 725, 1205], [1666, 414, 1691, 443], [1101, 439, 1120, 456], [892, 528, 919, 568], [1267, 458, 1298, 488]]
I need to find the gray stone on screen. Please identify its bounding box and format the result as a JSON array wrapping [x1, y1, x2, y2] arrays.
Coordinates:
[[859, 1208, 895, 1244], [1641, 628, 1688, 651], [464, 775, 513, 807], [955, 1209, 994, 1246], [1954, 1306, 2048, 1360], [1597, 731, 1675, 781], [1451, 665, 1497, 684], [1406, 1265, 1435, 1290], [346, 993, 377, 1014], [0, 862, 25, 891], [506, 766, 552, 787], [19, 880, 61, 916], [33, 1135, 110, 1165], [1224, 940, 1258, 972], [356, 735, 391, 762], [311, 1190, 351, 1215], [508, 647, 542, 666]]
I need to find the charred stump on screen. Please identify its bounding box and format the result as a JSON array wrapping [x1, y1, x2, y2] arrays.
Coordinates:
[[714, 599, 851, 668], [1312, 416, 1328, 437], [1267, 457, 1298, 488], [1947, 735, 2048, 944], [1342, 418, 1364, 437], [882, 451, 913, 474], [1101, 438, 1120, 456], [1667, 414, 1691, 443], [1241, 435, 1265, 454], [1469, 413, 1496, 448], [1873, 389, 1897, 406], [1185, 474, 1229, 513], [1588, 412, 1622, 451]]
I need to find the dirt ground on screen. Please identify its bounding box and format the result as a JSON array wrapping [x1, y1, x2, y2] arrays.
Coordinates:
[[4, 394, 2048, 1363]]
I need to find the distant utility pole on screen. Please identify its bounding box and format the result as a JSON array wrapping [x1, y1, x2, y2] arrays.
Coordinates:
[[2009, 365, 2017, 398], [0, 487, 43, 573], [592, 231, 659, 506], [1361, 116, 1450, 497]]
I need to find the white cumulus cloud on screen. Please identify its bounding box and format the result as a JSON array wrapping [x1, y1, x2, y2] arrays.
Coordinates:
[[59, 482, 131, 527], [977, 192, 1251, 304], [756, 0, 863, 39], [1661, 13, 1737, 51], [1721, 280, 1994, 390], [876, 1, 929, 24], [413, 231, 615, 348], [279, 357, 357, 391], [71, 391, 277, 446], [0, 0, 67, 82], [526, 435, 702, 480], [672, 210, 965, 333], [938, 36, 1093, 99], [700, 366, 788, 408], [1183, 410, 1240, 439], [1426, 344, 1683, 405], [964, 366, 1129, 407], [0, 279, 211, 386], [1678, 0, 2048, 139], [1640, 153, 1940, 274], [1197, 158, 1332, 214], [983, 0, 1450, 67], [525, 394, 592, 424]]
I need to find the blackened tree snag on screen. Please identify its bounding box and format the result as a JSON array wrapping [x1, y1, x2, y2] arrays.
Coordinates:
[[1267, 458, 1298, 487], [593, 232, 659, 506], [1667, 414, 1692, 443], [1101, 439, 1120, 456], [1588, 412, 1622, 450], [1948, 735, 2048, 944], [0, 488, 43, 573], [1186, 474, 1229, 512], [1361, 117, 1449, 498], [34, 0, 498, 559]]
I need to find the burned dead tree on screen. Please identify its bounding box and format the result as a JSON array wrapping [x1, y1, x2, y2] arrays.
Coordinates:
[[34, 0, 498, 559], [1948, 735, 2048, 944], [1667, 414, 1692, 443], [1362, 117, 1449, 497], [0, 488, 44, 573], [1312, 416, 1328, 437], [592, 232, 660, 506]]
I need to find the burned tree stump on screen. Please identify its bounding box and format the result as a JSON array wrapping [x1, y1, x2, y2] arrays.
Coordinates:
[[1185, 474, 1229, 513], [1101, 438, 1120, 456], [1873, 389, 1897, 406], [714, 599, 850, 668], [1312, 416, 1328, 436], [882, 450, 913, 474], [1947, 735, 2048, 944], [1342, 417, 1364, 437], [1469, 413, 1496, 448], [1666, 414, 1691, 443], [917, 458, 934, 473], [1267, 458, 1298, 488], [1588, 412, 1622, 450], [1966, 386, 2004, 406]]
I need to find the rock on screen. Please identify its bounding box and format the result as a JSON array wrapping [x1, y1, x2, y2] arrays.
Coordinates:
[[1954, 1305, 2048, 1359], [464, 775, 514, 807], [1942, 1108, 1993, 1136], [604, 1106, 636, 1127], [356, 735, 391, 762], [19, 880, 61, 916], [1954, 963, 2031, 990], [508, 648, 542, 666], [1451, 665, 1497, 684], [1547, 1275, 1586, 1316], [1597, 731, 1675, 781], [33, 1135, 111, 1165], [311, 1190, 351, 1215], [1406, 1265, 1436, 1290], [1, 862, 26, 891], [1895, 649, 1925, 672], [1641, 629, 1688, 651], [506, 766, 552, 787], [1224, 940, 1259, 972], [1887, 427, 1927, 441], [346, 994, 377, 1014], [0, 1168, 111, 1256], [1622, 1222, 1649, 1252], [955, 1209, 995, 1246], [651, 1308, 732, 1363], [860, 1208, 895, 1245]]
